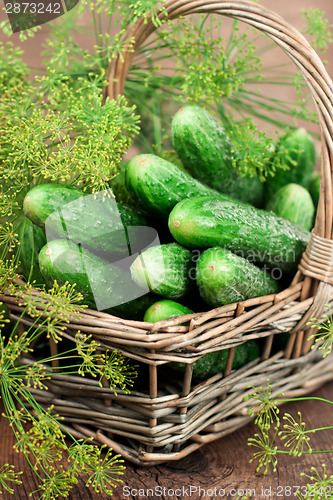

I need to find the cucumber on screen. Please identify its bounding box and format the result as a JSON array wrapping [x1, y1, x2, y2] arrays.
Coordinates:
[[38, 239, 157, 320], [24, 184, 149, 256], [125, 153, 237, 217], [196, 247, 278, 307], [130, 243, 193, 299], [17, 217, 47, 286], [265, 128, 316, 200], [23, 183, 83, 227], [309, 172, 320, 207], [171, 105, 264, 207], [168, 195, 310, 273], [171, 340, 260, 380], [265, 183, 315, 231], [144, 299, 194, 323]]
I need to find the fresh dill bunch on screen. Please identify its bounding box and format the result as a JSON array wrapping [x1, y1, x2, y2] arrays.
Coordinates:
[[152, 16, 262, 105], [1, 67, 140, 196], [0, 279, 137, 497], [125, 10, 329, 155], [124, 15, 266, 153], [246, 328, 333, 483], [0, 42, 140, 263]]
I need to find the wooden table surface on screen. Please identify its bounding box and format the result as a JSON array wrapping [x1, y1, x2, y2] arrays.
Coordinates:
[[1, 381, 333, 499]]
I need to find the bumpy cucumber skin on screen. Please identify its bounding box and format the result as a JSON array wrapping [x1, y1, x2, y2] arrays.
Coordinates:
[[17, 217, 47, 286], [265, 128, 316, 200], [38, 239, 157, 320], [23, 183, 83, 227], [125, 153, 236, 217], [24, 183, 148, 255], [265, 183, 315, 231], [130, 243, 193, 299], [196, 247, 278, 307], [171, 340, 259, 379], [144, 299, 194, 322], [168, 195, 310, 273], [171, 105, 264, 207]]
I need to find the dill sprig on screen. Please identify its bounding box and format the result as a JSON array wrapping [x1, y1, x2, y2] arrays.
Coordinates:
[[248, 427, 279, 475], [297, 464, 333, 500], [302, 9, 333, 53], [307, 305, 333, 357], [0, 465, 23, 495], [279, 412, 313, 456], [244, 381, 282, 431], [154, 16, 263, 104], [246, 307, 333, 488]]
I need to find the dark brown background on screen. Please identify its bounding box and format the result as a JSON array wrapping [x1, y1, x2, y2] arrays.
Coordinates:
[[1, 1, 333, 499]]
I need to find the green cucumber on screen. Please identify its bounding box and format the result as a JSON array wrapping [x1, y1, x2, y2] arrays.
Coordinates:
[[24, 183, 149, 256], [23, 183, 83, 227], [144, 300, 194, 323], [168, 195, 310, 273], [265, 183, 315, 231], [125, 153, 238, 217], [171, 105, 264, 207], [265, 128, 316, 200], [17, 217, 47, 286], [130, 243, 193, 299], [196, 247, 278, 307], [38, 239, 157, 320], [171, 340, 260, 380]]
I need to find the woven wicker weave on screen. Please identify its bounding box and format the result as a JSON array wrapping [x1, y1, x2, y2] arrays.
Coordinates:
[[2, 0, 333, 465]]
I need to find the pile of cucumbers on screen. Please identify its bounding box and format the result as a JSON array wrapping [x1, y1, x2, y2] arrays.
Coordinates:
[[18, 105, 319, 379]]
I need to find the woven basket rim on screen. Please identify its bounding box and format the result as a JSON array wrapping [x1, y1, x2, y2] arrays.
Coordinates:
[[4, 0, 333, 350]]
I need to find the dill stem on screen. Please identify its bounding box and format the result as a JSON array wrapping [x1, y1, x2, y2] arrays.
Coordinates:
[[304, 426, 333, 434], [278, 397, 333, 406], [90, 6, 100, 48]]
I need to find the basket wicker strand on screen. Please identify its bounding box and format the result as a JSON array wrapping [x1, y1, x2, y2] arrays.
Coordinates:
[[3, 0, 333, 465]]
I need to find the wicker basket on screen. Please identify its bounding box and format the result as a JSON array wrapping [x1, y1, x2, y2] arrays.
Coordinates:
[[3, 0, 333, 466]]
